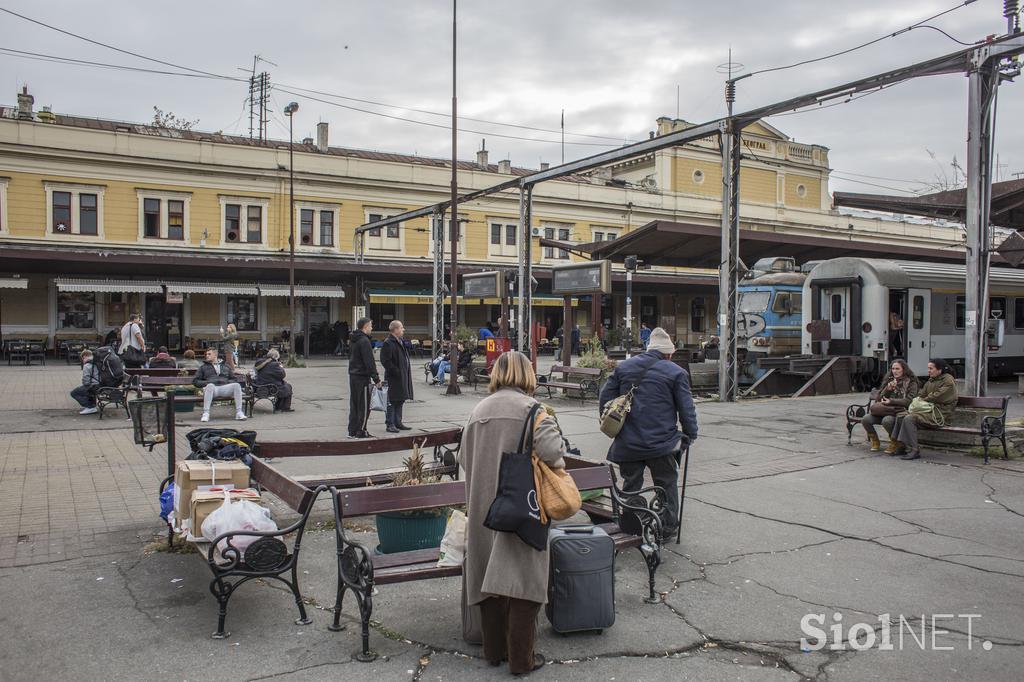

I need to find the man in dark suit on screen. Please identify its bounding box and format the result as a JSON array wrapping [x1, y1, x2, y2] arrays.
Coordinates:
[[380, 320, 414, 433], [347, 317, 380, 438]]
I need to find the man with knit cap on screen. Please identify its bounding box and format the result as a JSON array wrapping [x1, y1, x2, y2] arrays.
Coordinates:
[[599, 326, 697, 540]]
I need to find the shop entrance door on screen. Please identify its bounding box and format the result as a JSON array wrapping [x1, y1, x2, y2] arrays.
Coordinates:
[[145, 295, 183, 351]]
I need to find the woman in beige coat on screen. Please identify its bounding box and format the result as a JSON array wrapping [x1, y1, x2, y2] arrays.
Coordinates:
[[460, 351, 566, 675]]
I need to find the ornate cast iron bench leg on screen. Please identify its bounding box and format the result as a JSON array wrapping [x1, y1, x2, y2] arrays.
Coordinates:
[[330, 487, 377, 662], [608, 464, 665, 604]]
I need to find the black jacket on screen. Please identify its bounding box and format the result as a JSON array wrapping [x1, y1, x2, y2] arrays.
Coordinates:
[[457, 348, 474, 371], [254, 357, 287, 387], [598, 350, 699, 462], [348, 330, 379, 381], [192, 361, 239, 388], [380, 335, 414, 403]]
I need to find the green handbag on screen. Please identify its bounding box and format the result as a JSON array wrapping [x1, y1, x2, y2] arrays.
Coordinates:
[[907, 396, 945, 426]]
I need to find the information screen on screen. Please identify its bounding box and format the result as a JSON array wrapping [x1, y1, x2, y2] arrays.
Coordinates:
[[551, 261, 611, 295], [463, 272, 501, 298]]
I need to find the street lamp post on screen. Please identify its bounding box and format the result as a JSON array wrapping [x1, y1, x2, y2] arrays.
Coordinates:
[[284, 101, 299, 364]]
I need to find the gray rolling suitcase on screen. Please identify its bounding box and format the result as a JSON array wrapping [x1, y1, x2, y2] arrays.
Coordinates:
[[546, 525, 615, 634]]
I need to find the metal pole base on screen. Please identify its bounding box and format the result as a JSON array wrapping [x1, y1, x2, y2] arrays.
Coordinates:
[[353, 650, 378, 663], [295, 616, 312, 626], [327, 622, 347, 632], [211, 631, 230, 640]]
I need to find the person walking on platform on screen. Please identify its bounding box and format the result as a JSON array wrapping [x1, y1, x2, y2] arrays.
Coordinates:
[[348, 317, 380, 438]]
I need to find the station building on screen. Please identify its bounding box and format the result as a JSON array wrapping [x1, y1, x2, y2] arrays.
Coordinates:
[[0, 87, 967, 351]]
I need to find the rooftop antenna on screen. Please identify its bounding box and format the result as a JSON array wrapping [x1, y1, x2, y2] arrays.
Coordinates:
[[560, 109, 565, 164], [717, 48, 744, 117]]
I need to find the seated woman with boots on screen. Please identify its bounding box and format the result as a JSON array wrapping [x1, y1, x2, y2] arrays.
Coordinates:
[[254, 348, 294, 412], [890, 358, 958, 460], [862, 359, 919, 454]]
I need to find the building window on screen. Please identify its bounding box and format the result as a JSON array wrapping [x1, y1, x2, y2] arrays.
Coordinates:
[[431, 216, 466, 256], [221, 199, 266, 244], [543, 225, 571, 260], [139, 193, 189, 241], [53, 191, 72, 233], [796, 184, 808, 198], [226, 296, 258, 331], [369, 302, 397, 327], [592, 228, 619, 242], [365, 211, 402, 251], [955, 295, 965, 330], [57, 292, 96, 329], [489, 220, 518, 257], [692, 169, 705, 184], [46, 183, 105, 237], [690, 297, 706, 332], [296, 205, 337, 247]]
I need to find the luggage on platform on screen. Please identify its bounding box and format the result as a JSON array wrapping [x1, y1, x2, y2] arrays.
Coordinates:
[[546, 525, 615, 634]]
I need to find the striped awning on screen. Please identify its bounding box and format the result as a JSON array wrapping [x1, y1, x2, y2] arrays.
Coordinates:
[[368, 289, 575, 307], [0, 277, 28, 290], [259, 284, 347, 298], [56, 278, 163, 293], [165, 282, 259, 295]]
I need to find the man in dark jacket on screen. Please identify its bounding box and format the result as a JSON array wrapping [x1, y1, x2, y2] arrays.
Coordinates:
[[254, 348, 293, 412], [334, 319, 350, 356], [192, 347, 246, 423], [380, 320, 413, 433], [598, 327, 697, 540], [348, 317, 380, 438]]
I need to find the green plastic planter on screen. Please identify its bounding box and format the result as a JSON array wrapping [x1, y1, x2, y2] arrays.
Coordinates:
[[375, 509, 449, 554], [172, 387, 196, 413]]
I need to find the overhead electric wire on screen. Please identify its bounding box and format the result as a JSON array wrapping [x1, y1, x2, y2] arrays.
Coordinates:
[[0, 46, 243, 80], [733, 0, 979, 82]]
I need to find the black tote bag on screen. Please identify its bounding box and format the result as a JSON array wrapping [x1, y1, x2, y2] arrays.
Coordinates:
[[483, 403, 550, 551]]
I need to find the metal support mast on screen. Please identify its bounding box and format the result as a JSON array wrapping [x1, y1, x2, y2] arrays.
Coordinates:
[[517, 184, 534, 354], [718, 120, 742, 401], [446, 0, 461, 395], [431, 208, 446, 351], [964, 48, 1001, 396]]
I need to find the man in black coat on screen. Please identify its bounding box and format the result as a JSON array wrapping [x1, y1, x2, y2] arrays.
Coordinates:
[[254, 348, 293, 412], [598, 327, 697, 540], [380, 320, 414, 433], [347, 317, 380, 438]]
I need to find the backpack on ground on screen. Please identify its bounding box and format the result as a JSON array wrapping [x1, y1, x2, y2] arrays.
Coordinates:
[[546, 525, 616, 634], [93, 346, 125, 387]]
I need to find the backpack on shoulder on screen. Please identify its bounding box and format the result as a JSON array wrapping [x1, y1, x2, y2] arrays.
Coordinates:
[[93, 346, 125, 387]]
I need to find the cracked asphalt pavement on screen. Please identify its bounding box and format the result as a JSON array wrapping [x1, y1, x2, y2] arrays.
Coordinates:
[[0, 362, 1022, 680]]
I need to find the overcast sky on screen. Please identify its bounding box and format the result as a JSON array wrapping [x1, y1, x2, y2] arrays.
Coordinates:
[[0, 0, 1020, 196]]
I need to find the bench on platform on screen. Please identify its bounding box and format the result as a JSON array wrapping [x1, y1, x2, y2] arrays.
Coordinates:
[[846, 392, 1010, 464], [158, 458, 327, 638], [535, 364, 602, 403], [321, 457, 664, 661], [125, 367, 193, 378]]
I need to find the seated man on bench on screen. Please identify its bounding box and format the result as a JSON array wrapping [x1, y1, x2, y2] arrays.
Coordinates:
[[193, 347, 247, 423], [430, 341, 472, 385]]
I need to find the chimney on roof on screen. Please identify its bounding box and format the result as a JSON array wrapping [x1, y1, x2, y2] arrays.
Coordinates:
[[17, 86, 34, 121], [540, 162, 550, 171], [497, 159, 512, 174], [316, 121, 329, 153], [476, 139, 488, 167]]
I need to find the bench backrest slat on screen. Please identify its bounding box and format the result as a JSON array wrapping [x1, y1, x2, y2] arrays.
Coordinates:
[[256, 428, 462, 459], [250, 456, 314, 513], [550, 365, 602, 376], [125, 367, 191, 377], [956, 396, 1009, 411]]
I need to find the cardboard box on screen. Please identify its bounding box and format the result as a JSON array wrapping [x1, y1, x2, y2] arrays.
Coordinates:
[[189, 487, 262, 539], [173, 459, 250, 517]]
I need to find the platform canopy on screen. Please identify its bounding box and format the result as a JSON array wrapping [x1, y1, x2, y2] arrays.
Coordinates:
[[556, 220, 980, 268]]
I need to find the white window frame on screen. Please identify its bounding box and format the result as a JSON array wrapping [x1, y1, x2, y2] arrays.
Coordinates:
[[44, 181, 106, 240], [219, 196, 269, 247], [592, 227, 620, 243], [364, 208, 405, 253], [295, 201, 340, 250], [136, 189, 192, 243], [429, 214, 467, 258], [488, 218, 519, 258], [542, 222, 572, 261]]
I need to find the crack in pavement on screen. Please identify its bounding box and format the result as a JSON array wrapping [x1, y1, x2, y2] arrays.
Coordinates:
[[980, 471, 1024, 520], [113, 557, 161, 628], [246, 659, 355, 681]]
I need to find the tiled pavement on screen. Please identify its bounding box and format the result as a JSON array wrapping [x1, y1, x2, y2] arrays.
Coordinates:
[[2, 361, 1022, 568]]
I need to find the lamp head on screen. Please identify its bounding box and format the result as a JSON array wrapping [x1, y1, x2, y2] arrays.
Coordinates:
[[284, 102, 299, 116]]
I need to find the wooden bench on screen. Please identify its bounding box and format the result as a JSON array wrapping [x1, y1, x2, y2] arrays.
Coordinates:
[[846, 392, 1010, 464], [322, 458, 665, 661], [126, 367, 193, 378], [158, 458, 327, 638], [535, 364, 603, 403], [255, 428, 463, 488], [243, 375, 279, 416]]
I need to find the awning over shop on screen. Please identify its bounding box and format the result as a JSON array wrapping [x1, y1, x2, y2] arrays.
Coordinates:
[[164, 282, 259, 295], [55, 277, 163, 293], [258, 284, 346, 298], [0, 277, 28, 289], [367, 289, 575, 307]]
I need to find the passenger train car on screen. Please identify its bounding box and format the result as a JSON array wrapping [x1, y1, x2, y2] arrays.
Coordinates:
[[800, 258, 1024, 379], [734, 257, 811, 379]]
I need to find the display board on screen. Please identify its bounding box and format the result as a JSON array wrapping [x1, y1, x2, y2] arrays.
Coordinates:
[[551, 260, 612, 295]]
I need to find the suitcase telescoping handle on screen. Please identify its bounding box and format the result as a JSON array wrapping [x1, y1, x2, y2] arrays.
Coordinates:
[[558, 524, 595, 534]]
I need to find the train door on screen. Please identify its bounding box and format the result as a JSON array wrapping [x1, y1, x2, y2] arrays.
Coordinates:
[[905, 289, 931, 375], [823, 287, 850, 354]]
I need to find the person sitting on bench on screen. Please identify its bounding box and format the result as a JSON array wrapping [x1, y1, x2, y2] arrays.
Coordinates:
[[70, 348, 100, 415], [889, 358, 957, 461], [430, 341, 472, 384], [192, 347, 247, 423], [861, 359, 919, 454], [148, 346, 177, 369], [254, 348, 294, 412]]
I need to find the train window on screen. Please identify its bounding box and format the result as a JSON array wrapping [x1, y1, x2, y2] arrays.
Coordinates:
[[772, 293, 791, 314], [791, 292, 802, 312], [830, 295, 842, 324], [955, 296, 965, 330], [1015, 298, 1024, 329], [990, 297, 1006, 321], [739, 291, 770, 313], [912, 296, 924, 329]]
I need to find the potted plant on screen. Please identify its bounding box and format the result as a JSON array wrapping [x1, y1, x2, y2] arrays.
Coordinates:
[[374, 444, 452, 554], [575, 338, 617, 386], [166, 385, 198, 413]]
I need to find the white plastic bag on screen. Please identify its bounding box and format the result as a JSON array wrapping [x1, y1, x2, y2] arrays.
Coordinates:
[[370, 383, 388, 412], [437, 510, 467, 567], [201, 491, 277, 557]]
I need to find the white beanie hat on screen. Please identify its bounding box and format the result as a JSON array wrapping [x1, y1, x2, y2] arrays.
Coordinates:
[[648, 327, 675, 355]]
